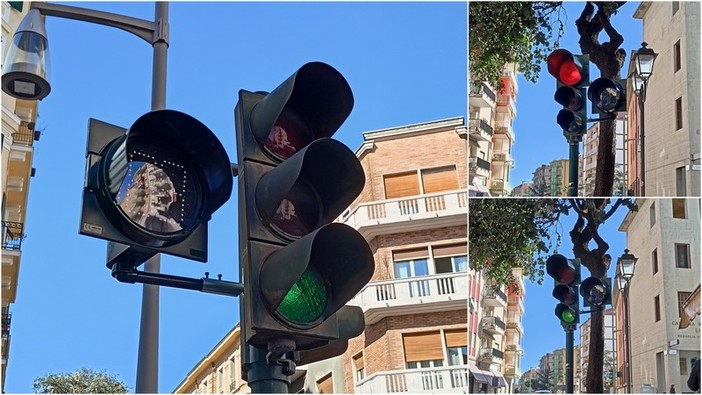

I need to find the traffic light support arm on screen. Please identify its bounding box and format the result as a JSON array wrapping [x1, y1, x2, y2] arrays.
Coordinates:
[[587, 114, 616, 123], [111, 262, 244, 297]]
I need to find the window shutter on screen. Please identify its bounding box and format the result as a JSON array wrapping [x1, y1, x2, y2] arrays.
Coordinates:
[[421, 166, 459, 193], [384, 172, 420, 199], [403, 331, 443, 362], [444, 328, 468, 348], [433, 243, 467, 257]]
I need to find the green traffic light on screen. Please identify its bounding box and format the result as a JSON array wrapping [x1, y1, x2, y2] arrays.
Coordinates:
[[276, 268, 328, 325], [561, 309, 576, 323]]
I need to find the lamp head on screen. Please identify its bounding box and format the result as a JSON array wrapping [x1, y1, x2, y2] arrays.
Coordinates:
[[2, 9, 51, 101]]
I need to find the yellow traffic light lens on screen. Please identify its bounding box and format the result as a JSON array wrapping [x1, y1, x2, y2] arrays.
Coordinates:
[[276, 268, 327, 326]]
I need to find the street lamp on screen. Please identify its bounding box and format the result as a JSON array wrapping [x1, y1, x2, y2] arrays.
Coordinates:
[[630, 42, 658, 196], [2, 3, 169, 393], [617, 248, 638, 394]]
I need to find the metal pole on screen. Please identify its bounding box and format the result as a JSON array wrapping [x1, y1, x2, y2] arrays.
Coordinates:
[[568, 140, 579, 196], [566, 325, 574, 394], [136, 3, 168, 393], [246, 346, 292, 393], [639, 88, 646, 196], [624, 284, 633, 393]]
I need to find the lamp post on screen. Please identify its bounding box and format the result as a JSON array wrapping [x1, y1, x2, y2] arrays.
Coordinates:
[[629, 42, 658, 196], [617, 249, 638, 394], [2, 3, 169, 392]]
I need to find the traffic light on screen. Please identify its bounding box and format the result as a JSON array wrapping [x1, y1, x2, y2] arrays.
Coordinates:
[[547, 254, 581, 325], [235, 62, 374, 355], [588, 78, 626, 115], [580, 276, 612, 308], [80, 110, 233, 266], [547, 49, 590, 139]]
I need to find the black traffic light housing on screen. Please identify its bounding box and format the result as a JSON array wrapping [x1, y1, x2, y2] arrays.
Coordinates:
[[580, 276, 612, 308], [80, 110, 233, 267], [547, 49, 590, 140], [547, 254, 581, 325], [235, 62, 373, 356], [588, 78, 627, 115]]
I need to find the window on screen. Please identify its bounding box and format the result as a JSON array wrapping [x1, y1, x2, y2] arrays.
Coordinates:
[[674, 40, 681, 72], [316, 373, 333, 394], [383, 166, 459, 199], [432, 244, 468, 273], [445, 328, 468, 366], [394, 249, 430, 297], [217, 367, 224, 393], [673, 1, 680, 14], [675, 97, 683, 130], [680, 358, 688, 376], [229, 357, 237, 390], [352, 353, 365, 382], [678, 291, 692, 317], [652, 249, 658, 275], [672, 199, 686, 218], [675, 243, 691, 268], [676, 167, 687, 196], [650, 202, 656, 228], [654, 295, 661, 322], [421, 166, 459, 194]]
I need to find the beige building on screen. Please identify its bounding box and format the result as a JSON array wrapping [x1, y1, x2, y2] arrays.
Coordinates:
[[631, 2, 701, 196], [175, 118, 469, 393], [618, 198, 700, 393], [531, 159, 569, 197], [1, 2, 41, 391], [469, 64, 518, 197]]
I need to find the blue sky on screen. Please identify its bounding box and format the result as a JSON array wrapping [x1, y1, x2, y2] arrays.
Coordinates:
[[510, 2, 643, 185], [520, 203, 627, 372], [5, 2, 466, 393]]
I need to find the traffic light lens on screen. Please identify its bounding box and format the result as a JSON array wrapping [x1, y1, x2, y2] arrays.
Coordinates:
[[264, 107, 312, 161], [113, 143, 201, 236], [270, 179, 321, 240], [559, 62, 582, 86], [592, 87, 622, 112], [276, 268, 328, 326], [561, 309, 576, 323]]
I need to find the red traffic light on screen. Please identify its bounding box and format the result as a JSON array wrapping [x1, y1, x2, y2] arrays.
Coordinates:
[[547, 49, 586, 86], [546, 254, 578, 284]]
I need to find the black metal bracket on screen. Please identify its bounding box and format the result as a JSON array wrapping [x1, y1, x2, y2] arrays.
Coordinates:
[[111, 261, 244, 297]]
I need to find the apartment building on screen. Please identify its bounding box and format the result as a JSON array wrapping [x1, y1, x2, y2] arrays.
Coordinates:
[[578, 309, 617, 393], [174, 118, 469, 393], [580, 116, 628, 197], [618, 198, 701, 393], [1, 2, 41, 391], [629, 2, 701, 196], [531, 159, 569, 196], [469, 64, 518, 197], [469, 268, 525, 394], [538, 346, 581, 393]]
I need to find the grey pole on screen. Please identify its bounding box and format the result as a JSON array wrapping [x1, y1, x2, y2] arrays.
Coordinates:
[[565, 325, 574, 394], [136, 3, 168, 393], [639, 87, 646, 197], [568, 140, 579, 196], [624, 284, 633, 393]]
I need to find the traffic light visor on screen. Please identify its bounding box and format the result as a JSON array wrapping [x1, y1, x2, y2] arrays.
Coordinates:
[[546, 254, 576, 284], [250, 62, 353, 163]]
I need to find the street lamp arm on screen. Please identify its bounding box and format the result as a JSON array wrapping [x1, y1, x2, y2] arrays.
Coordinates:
[[30, 2, 166, 46]]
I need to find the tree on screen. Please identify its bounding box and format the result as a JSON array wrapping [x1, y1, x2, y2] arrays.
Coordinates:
[[469, 2, 565, 88], [33, 368, 129, 394], [575, 2, 627, 197], [469, 198, 636, 392]]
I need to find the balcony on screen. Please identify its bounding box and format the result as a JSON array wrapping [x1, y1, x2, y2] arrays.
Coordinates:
[[355, 366, 467, 393], [507, 295, 524, 314], [480, 316, 506, 336], [494, 125, 515, 143], [2, 222, 25, 251], [490, 179, 511, 196], [504, 366, 522, 378], [506, 320, 524, 335], [492, 152, 512, 163], [468, 158, 490, 179], [12, 121, 38, 147], [478, 348, 504, 363], [481, 288, 507, 307], [2, 312, 10, 338], [469, 82, 496, 108], [351, 273, 467, 325], [341, 190, 467, 240], [504, 344, 522, 353], [468, 118, 493, 142], [496, 94, 517, 117]]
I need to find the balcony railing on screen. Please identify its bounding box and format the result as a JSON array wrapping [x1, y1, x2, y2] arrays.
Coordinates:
[[2, 221, 25, 251], [2, 312, 11, 337], [479, 347, 504, 361], [469, 82, 497, 104], [12, 121, 37, 147], [506, 320, 524, 334], [468, 158, 490, 177], [352, 273, 467, 320], [468, 118, 493, 138], [482, 288, 508, 305], [496, 94, 517, 117], [355, 366, 468, 393], [480, 316, 506, 335], [504, 366, 522, 377], [341, 190, 467, 229], [490, 179, 511, 194]]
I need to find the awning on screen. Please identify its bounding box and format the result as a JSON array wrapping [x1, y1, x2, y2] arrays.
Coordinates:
[[468, 183, 491, 197], [469, 364, 494, 385], [492, 373, 508, 388]]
